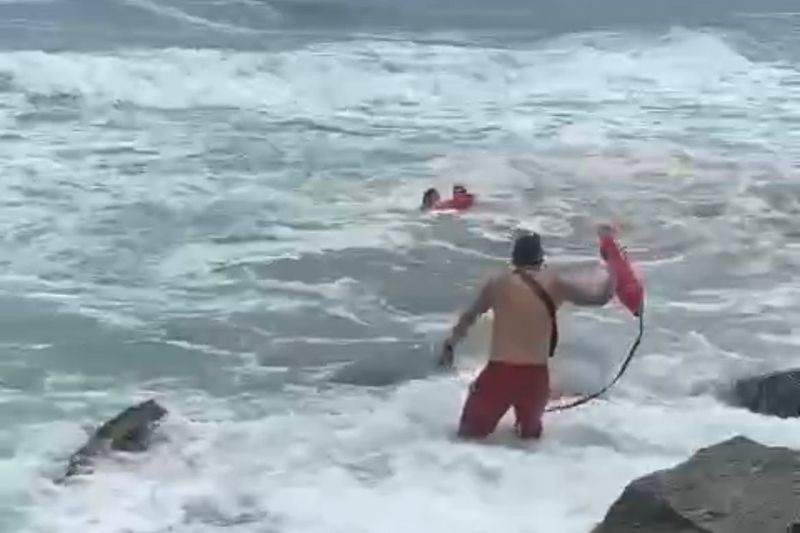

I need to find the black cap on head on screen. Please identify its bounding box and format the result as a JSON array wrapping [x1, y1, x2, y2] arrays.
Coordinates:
[[512, 233, 544, 267]]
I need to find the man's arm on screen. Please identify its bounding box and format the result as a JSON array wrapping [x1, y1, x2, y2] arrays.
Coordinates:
[[554, 264, 616, 307], [445, 276, 495, 348]]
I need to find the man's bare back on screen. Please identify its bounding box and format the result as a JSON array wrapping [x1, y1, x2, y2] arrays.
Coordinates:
[[441, 263, 614, 366]]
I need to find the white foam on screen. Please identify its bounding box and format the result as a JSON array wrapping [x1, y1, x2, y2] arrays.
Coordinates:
[[0, 28, 790, 121], [4, 25, 800, 533], [757, 331, 800, 347], [157, 219, 416, 281], [117, 0, 274, 34], [18, 377, 800, 533], [0, 29, 796, 284]]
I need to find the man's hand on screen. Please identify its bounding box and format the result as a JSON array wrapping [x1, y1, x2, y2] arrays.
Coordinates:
[[597, 222, 616, 238], [437, 339, 454, 368], [597, 223, 617, 261]]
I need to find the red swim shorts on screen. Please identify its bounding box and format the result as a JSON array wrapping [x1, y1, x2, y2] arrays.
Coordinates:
[[457, 361, 550, 439]]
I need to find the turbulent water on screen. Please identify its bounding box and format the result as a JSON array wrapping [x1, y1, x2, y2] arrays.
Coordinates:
[[2, 0, 800, 531]]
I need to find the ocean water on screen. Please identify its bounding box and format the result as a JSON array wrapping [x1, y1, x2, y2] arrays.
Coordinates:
[[2, 0, 800, 532]]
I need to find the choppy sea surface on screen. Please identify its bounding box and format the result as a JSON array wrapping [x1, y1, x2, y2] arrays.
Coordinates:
[[1, 1, 800, 532]]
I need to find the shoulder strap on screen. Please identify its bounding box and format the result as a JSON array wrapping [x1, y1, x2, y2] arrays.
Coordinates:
[[514, 269, 559, 358]]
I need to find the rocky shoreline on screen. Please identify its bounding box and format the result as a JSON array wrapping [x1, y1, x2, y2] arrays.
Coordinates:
[[592, 369, 800, 533]]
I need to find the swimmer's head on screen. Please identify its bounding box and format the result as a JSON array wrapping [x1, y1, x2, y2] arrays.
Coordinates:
[[453, 184, 468, 195], [512, 233, 545, 267], [421, 188, 440, 209]]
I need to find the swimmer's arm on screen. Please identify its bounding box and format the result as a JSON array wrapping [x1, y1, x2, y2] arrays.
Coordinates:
[[446, 277, 494, 347], [554, 265, 615, 307]]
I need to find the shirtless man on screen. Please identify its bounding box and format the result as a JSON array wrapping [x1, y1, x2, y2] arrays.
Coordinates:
[[438, 227, 616, 440]]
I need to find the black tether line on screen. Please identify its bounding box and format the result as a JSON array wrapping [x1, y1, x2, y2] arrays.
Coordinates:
[[546, 306, 645, 412]]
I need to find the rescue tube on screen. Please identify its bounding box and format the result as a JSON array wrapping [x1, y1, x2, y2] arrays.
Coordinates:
[[432, 193, 474, 211], [599, 229, 644, 316], [545, 228, 645, 412]]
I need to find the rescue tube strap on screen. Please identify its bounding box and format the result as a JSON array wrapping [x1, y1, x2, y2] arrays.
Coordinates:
[[514, 269, 558, 358], [545, 306, 645, 412]]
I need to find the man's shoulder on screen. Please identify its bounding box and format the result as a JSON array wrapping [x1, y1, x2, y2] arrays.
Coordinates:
[[485, 268, 514, 285], [515, 265, 568, 305], [503, 265, 561, 281], [473, 269, 511, 296], [482, 265, 564, 288]]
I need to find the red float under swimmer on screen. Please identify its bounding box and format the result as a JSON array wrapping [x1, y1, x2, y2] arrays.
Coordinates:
[[421, 184, 475, 211]]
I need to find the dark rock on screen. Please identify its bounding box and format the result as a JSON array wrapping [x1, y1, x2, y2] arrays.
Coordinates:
[[592, 435, 800, 533], [56, 398, 168, 483], [730, 368, 800, 418]]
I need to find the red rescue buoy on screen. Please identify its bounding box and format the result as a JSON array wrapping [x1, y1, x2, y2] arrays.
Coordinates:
[[545, 226, 646, 412], [598, 228, 644, 317], [432, 193, 474, 211]]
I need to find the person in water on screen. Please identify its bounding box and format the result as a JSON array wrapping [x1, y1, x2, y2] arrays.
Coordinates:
[[421, 187, 442, 210], [420, 184, 474, 211], [438, 227, 616, 440], [452, 184, 469, 196]]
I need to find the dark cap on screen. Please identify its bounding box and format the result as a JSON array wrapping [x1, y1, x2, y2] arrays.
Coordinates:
[[512, 233, 544, 267]]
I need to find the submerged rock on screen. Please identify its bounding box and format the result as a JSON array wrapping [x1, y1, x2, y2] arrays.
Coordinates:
[[592, 436, 800, 533], [730, 368, 800, 418], [57, 398, 168, 483]]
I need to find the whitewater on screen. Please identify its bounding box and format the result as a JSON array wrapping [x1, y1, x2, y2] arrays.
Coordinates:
[[1, 0, 800, 532]]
